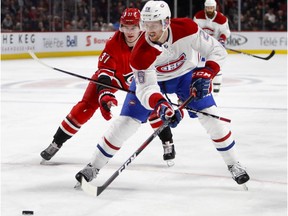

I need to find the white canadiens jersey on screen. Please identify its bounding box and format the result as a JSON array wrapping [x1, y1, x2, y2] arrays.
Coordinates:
[[130, 18, 227, 110], [193, 10, 231, 41]]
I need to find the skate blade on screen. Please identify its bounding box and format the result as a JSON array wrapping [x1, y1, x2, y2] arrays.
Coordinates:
[[242, 183, 248, 191], [74, 181, 82, 190], [166, 160, 175, 167], [40, 159, 48, 165]]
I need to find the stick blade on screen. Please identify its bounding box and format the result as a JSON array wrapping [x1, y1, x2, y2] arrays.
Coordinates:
[[264, 50, 275, 60], [28, 50, 52, 69], [80, 177, 98, 197]]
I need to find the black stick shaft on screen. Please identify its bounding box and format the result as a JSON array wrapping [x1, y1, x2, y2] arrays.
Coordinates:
[[96, 121, 169, 196], [29, 51, 230, 123], [96, 94, 195, 196], [171, 103, 231, 123], [227, 48, 275, 60], [28, 50, 133, 93]]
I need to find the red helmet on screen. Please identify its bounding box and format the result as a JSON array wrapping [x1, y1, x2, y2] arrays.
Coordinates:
[[120, 8, 140, 25]]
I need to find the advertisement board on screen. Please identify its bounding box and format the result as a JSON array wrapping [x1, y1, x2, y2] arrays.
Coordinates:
[[226, 32, 287, 50], [1, 32, 115, 59], [1, 31, 286, 60]]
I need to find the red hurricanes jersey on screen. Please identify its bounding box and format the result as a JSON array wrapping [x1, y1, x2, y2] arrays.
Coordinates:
[[96, 31, 134, 91], [193, 10, 230, 41]]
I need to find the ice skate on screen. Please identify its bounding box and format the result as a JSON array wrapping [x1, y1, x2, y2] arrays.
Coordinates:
[[162, 140, 175, 167], [40, 142, 62, 163], [228, 162, 250, 187], [75, 163, 99, 184]]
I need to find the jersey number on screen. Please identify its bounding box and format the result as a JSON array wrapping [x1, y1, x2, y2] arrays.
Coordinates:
[[199, 29, 210, 41], [136, 71, 145, 84], [99, 52, 110, 63]]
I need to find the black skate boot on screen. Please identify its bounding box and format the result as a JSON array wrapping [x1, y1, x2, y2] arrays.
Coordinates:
[[228, 162, 250, 185], [162, 140, 175, 167], [40, 142, 62, 161]]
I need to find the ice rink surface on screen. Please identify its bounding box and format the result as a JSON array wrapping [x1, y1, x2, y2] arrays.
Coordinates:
[[1, 54, 287, 216]]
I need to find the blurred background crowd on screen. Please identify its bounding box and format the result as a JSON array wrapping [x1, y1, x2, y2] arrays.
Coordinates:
[[1, 0, 287, 32]]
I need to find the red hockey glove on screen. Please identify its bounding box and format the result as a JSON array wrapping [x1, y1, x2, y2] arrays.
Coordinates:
[[155, 100, 183, 128], [190, 68, 214, 100], [98, 90, 118, 120]]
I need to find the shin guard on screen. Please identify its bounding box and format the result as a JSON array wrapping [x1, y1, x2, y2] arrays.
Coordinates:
[[91, 116, 141, 169]]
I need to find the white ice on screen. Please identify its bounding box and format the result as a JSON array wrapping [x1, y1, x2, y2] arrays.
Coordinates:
[[1, 54, 287, 216]]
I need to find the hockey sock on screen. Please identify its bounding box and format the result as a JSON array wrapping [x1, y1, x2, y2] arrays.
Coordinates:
[[53, 116, 81, 145], [198, 106, 238, 165], [91, 116, 141, 169], [158, 126, 173, 143]]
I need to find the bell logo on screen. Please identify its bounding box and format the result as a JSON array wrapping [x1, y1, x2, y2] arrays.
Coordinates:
[[67, 35, 77, 47]]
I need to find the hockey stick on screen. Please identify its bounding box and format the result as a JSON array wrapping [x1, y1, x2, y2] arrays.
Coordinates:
[[29, 51, 230, 123], [170, 102, 231, 123], [28, 51, 133, 93], [80, 94, 195, 196], [226, 48, 275, 60]]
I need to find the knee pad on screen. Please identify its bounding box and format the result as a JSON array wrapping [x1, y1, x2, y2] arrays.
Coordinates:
[[103, 116, 141, 149], [69, 101, 98, 125], [198, 106, 228, 137], [91, 116, 141, 169]]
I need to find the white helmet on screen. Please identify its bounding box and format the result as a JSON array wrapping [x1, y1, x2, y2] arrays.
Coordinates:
[[141, 1, 171, 22], [141, 0, 171, 30], [205, 0, 217, 8]]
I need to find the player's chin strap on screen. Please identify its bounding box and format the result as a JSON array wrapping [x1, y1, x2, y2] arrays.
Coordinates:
[[157, 21, 170, 44]]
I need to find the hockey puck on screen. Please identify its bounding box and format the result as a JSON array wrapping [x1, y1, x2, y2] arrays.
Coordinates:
[[22, 210, 34, 215]]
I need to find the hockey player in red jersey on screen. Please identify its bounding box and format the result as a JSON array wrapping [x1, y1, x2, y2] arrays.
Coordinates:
[[75, 1, 249, 187], [40, 8, 176, 165], [193, 0, 231, 93]]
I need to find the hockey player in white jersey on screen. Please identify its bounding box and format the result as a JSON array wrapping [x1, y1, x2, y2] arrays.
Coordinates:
[[75, 0, 249, 188], [194, 0, 231, 93]]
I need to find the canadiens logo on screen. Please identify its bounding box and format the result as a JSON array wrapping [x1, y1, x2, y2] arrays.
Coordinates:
[[202, 27, 214, 36], [156, 53, 186, 73]]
